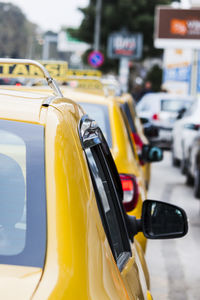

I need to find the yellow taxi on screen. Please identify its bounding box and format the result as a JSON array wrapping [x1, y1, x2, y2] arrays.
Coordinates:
[[61, 87, 146, 248], [0, 59, 188, 300], [0, 74, 158, 253], [60, 82, 161, 253], [101, 79, 160, 190]]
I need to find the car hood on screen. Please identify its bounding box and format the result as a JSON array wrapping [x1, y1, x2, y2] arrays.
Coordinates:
[[0, 265, 42, 299]]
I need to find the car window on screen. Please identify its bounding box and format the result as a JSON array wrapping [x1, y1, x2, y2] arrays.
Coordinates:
[[0, 120, 46, 268], [120, 102, 136, 133], [79, 117, 131, 271], [160, 99, 192, 112], [137, 100, 152, 112], [119, 108, 137, 159], [78, 102, 112, 147]]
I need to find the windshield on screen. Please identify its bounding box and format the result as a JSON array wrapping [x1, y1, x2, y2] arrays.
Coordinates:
[[0, 120, 46, 268], [78, 102, 112, 147]]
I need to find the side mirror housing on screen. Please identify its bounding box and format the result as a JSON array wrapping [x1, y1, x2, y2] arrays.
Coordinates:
[[177, 107, 186, 119], [124, 200, 188, 241], [141, 145, 163, 162], [143, 124, 159, 138], [142, 200, 188, 239]]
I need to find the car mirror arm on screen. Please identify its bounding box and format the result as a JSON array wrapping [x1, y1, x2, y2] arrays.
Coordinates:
[[124, 214, 142, 242]]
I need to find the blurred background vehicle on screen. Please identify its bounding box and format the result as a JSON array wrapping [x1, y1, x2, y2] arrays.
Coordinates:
[[0, 78, 24, 86], [116, 92, 161, 190], [136, 93, 195, 149], [184, 130, 200, 198], [172, 97, 200, 174]]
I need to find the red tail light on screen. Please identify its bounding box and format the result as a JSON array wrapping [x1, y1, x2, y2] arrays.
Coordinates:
[[194, 124, 200, 130], [152, 113, 159, 121], [132, 132, 144, 165], [15, 83, 22, 86], [120, 174, 139, 212], [132, 132, 143, 150]]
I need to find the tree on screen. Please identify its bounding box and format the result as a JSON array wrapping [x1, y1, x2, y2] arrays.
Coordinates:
[[0, 2, 38, 58], [68, 0, 172, 70]]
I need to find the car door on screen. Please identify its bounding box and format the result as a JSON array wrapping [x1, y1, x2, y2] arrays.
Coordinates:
[[79, 115, 151, 300]]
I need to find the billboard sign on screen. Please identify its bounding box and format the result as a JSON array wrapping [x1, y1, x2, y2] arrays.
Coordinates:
[[162, 48, 192, 94], [107, 31, 143, 59], [155, 6, 200, 48]]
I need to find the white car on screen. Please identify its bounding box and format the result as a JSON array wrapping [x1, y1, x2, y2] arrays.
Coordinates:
[[136, 93, 195, 149], [172, 97, 200, 174]]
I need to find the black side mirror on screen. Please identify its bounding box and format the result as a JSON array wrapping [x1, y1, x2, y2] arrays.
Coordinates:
[[140, 117, 148, 124], [124, 200, 188, 241], [141, 145, 163, 162], [177, 107, 186, 119], [143, 124, 159, 138], [142, 200, 188, 239]]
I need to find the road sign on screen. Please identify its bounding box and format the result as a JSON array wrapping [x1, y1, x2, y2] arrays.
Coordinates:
[[88, 51, 104, 68], [107, 31, 143, 59]]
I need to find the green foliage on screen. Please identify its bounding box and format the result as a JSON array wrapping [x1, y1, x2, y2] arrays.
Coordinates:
[[0, 2, 37, 58], [68, 0, 172, 68]]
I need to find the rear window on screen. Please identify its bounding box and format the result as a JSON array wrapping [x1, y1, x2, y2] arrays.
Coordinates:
[[0, 120, 46, 268], [161, 99, 192, 112], [78, 102, 112, 147]]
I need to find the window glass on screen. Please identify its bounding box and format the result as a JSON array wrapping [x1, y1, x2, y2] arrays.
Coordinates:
[[161, 99, 192, 112], [78, 102, 112, 147], [0, 120, 46, 268], [119, 108, 137, 159], [0, 131, 26, 255], [140, 102, 152, 111], [121, 103, 136, 133], [85, 145, 131, 269]]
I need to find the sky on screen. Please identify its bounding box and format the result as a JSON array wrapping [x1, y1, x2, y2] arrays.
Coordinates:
[[1, 0, 89, 32]]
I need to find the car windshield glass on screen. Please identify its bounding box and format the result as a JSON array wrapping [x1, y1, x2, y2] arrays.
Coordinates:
[[0, 120, 46, 268], [161, 99, 192, 112], [78, 102, 112, 147]]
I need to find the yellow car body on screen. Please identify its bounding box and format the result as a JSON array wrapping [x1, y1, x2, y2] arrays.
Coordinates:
[[0, 84, 152, 300], [60, 87, 147, 252]]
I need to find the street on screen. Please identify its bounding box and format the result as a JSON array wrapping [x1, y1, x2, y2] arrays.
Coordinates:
[[146, 151, 200, 300]]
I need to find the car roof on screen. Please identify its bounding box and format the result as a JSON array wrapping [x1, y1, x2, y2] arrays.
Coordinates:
[[0, 87, 68, 124], [61, 86, 117, 106]]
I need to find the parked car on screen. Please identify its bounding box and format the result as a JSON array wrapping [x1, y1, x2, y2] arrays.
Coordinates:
[[61, 86, 150, 252], [185, 130, 200, 197], [172, 97, 200, 174], [136, 92, 195, 149], [0, 59, 188, 299]]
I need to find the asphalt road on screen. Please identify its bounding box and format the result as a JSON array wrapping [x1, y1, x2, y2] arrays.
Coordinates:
[[146, 151, 200, 300]]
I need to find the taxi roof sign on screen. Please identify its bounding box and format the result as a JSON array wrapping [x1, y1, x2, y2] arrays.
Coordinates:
[[66, 69, 102, 78], [0, 60, 68, 81], [66, 76, 104, 91], [0, 58, 63, 97]]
